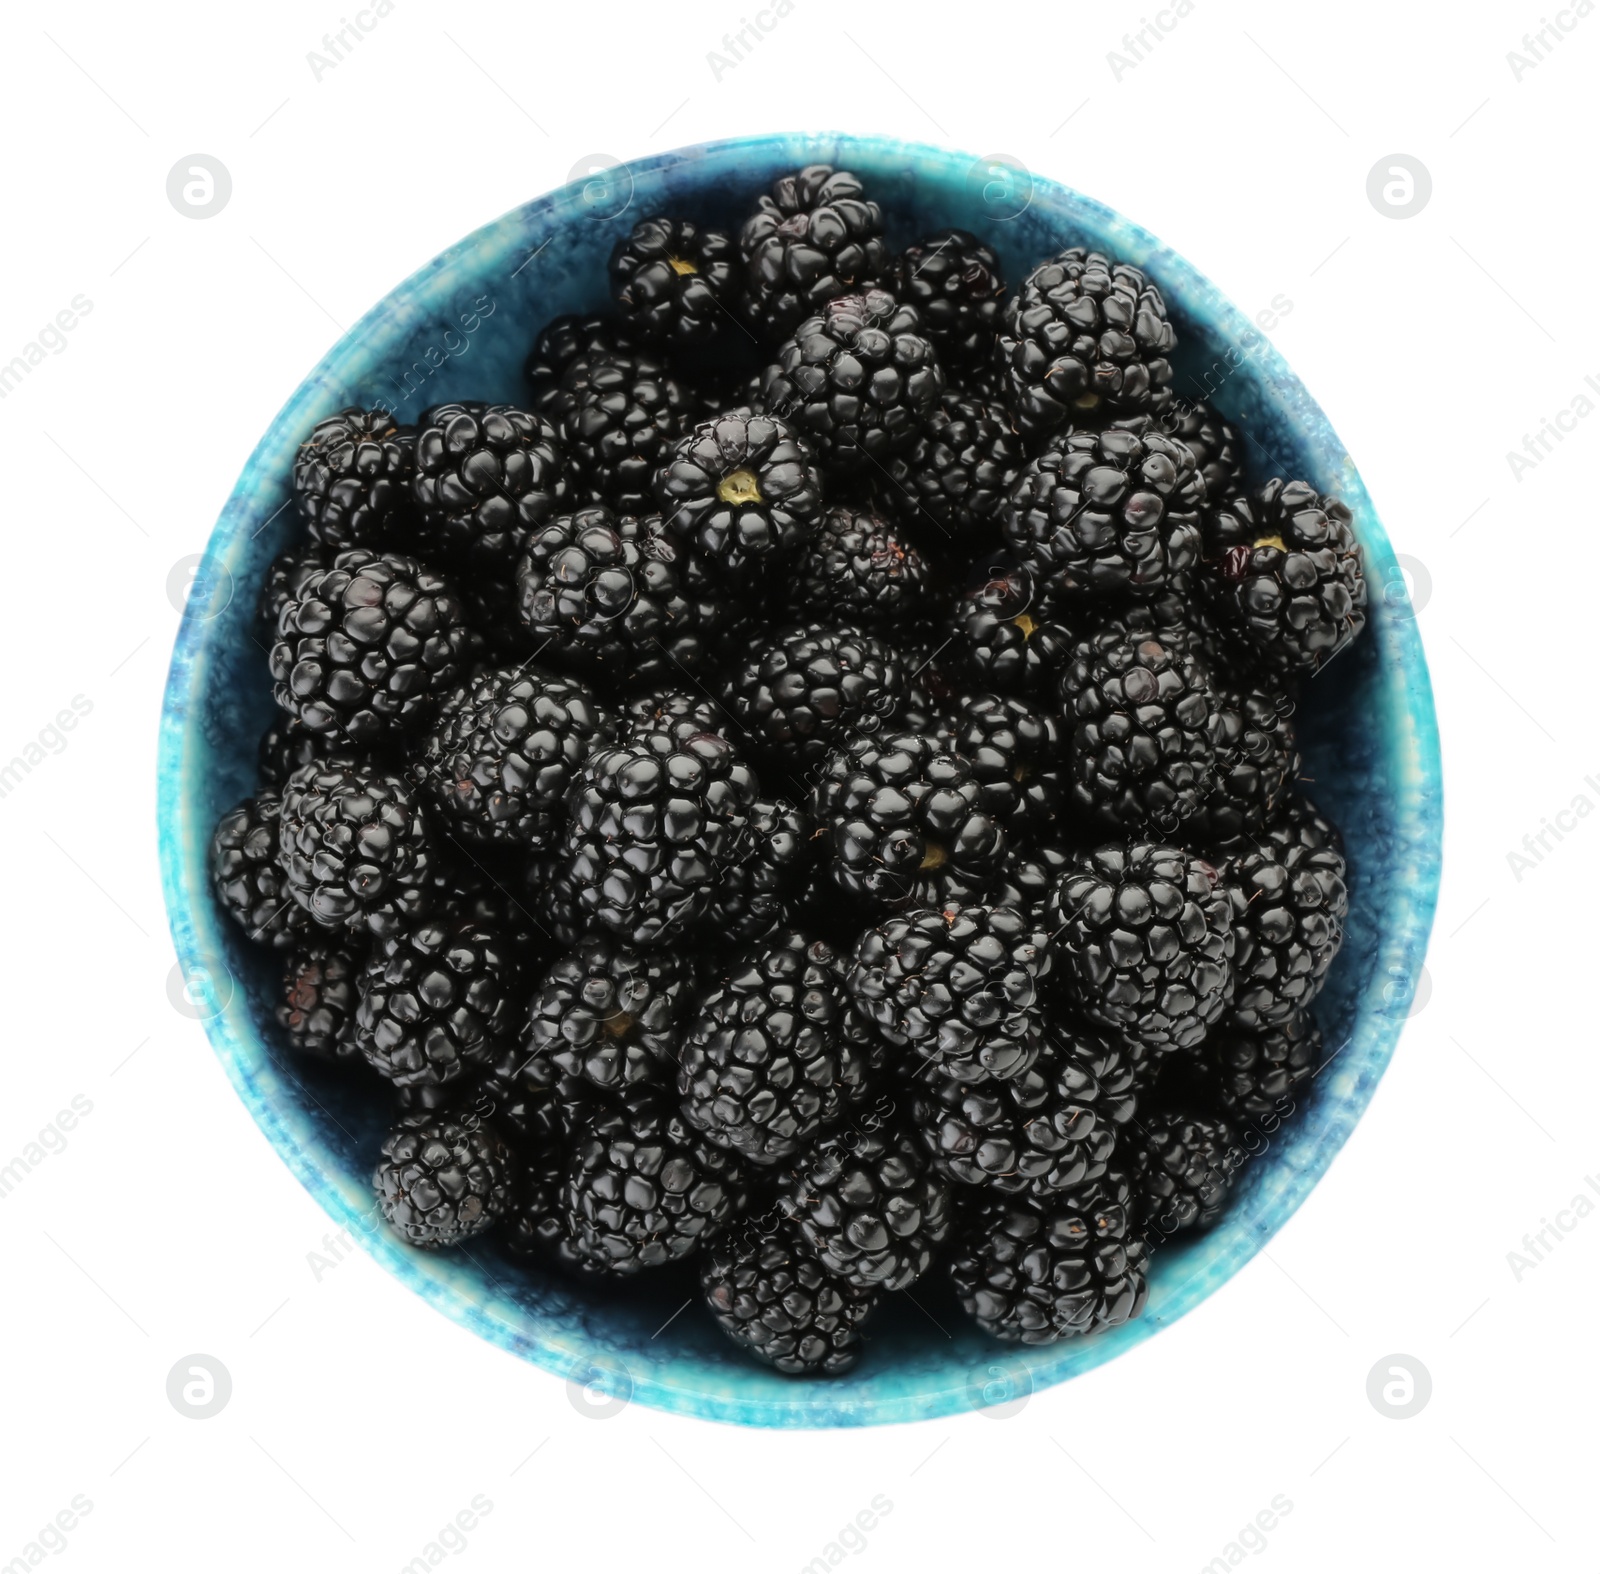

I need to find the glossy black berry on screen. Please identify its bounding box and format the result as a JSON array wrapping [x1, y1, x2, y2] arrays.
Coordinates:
[[375, 1114, 514, 1249], [610, 216, 740, 348], [891, 229, 1006, 370], [293, 408, 417, 553]]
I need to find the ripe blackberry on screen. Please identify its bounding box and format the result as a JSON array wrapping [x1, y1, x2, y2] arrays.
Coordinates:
[[539, 351, 695, 514], [948, 1174, 1149, 1344], [355, 917, 523, 1097], [1226, 839, 1348, 1030], [847, 903, 1050, 1082], [891, 229, 1006, 371], [609, 216, 740, 348], [1158, 402, 1241, 503], [1200, 479, 1367, 674], [278, 762, 436, 939], [1003, 423, 1203, 600], [787, 505, 930, 628], [501, 1090, 574, 1259], [524, 313, 634, 394], [947, 692, 1065, 836], [1135, 1111, 1246, 1236], [996, 248, 1176, 434], [723, 625, 905, 771], [738, 165, 892, 341], [292, 407, 417, 553], [561, 724, 759, 947], [1207, 1008, 1322, 1120], [515, 506, 700, 682], [984, 842, 1074, 926], [523, 935, 691, 1092], [276, 936, 364, 1059], [419, 665, 615, 852], [1269, 792, 1344, 858], [783, 1122, 953, 1291], [759, 290, 944, 473], [210, 790, 309, 949], [702, 797, 818, 943], [679, 931, 877, 1164], [702, 1224, 879, 1375], [911, 1020, 1139, 1198], [1062, 626, 1221, 832], [257, 714, 334, 789], [873, 391, 1025, 543], [949, 560, 1077, 699], [814, 731, 1008, 910], [269, 549, 476, 747], [374, 1114, 514, 1249], [258, 546, 325, 649], [654, 412, 824, 581], [1048, 843, 1235, 1053], [622, 686, 729, 740], [1188, 682, 1300, 844], [563, 1090, 748, 1275], [521, 852, 586, 951]]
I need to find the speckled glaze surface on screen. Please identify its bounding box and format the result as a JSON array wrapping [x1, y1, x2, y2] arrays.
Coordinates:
[[157, 132, 1442, 1428]]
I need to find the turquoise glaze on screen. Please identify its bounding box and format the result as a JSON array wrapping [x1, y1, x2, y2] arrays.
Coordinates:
[[157, 133, 1442, 1427]]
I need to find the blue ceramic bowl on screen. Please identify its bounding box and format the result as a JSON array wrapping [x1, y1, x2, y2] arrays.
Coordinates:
[[158, 132, 1442, 1428]]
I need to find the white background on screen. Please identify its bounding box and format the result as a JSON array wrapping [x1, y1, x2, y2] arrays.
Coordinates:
[[1, 0, 1594, 1569]]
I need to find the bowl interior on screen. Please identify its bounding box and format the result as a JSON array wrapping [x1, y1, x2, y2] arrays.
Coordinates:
[[158, 133, 1442, 1427]]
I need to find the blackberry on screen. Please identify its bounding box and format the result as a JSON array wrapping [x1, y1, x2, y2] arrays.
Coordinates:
[[701, 797, 818, 944], [847, 903, 1050, 1083], [269, 549, 476, 747], [258, 546, 325, 649], [996, 248, 1176, 433], [525, 313, 633, 394], [654, 412, 824, 581], [523, 935, 691, 1091], [515, 506, 700, 682], [521, 852, 586, 951], [814, 731, 1008, 910], [501, 1090, 574, 1259], [419, 665, 615, 851], [679, 930, 876, 1164], [873, 391, 1024, 543], [1048, 843, 1235, 1053], [891, 229, 1006, 371], [1062, 626, 1221, 833], [609, 217, 741, 348], [276, 936, 364, 1059], [738, 165, 891, 341], [1003, 423, 1203, 600], [257, 714, 333, 788], [355, 917, 523, 1097], [622, 686, 729, 740], [723, 625, 905, 771], [949, 560, 1077, 699], [1207, 1008, 1322, 1120], [985, 842, 1075, 926], [947, 692, 1065, 836], [1200, 479, 1367, 674], [292, 407, 417, 553], [210, 790, 309, 949], [783, 1122, 953, 1291], [1158, 402, 1241, 503], [701, 1224, 878, 1375], [1188, 682, 1300, 844], [948, 1174, 1149, 1344], [1225, 839, 1348, 1030], [1270, 792, 1344, 858], [278, 761, 436, 939], [759, 290, 944, 473], [374, 1114, 514, 1249], [911, 1020, 1139, 1198], [1135, 1111, 1246, 1236], [561, 724, 758, 947], [787, 506, 930, 628], [563, 1090, 748, 1275]]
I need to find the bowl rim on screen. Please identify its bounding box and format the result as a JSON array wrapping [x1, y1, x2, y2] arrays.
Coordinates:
[[157, 130, 1443, 1429]]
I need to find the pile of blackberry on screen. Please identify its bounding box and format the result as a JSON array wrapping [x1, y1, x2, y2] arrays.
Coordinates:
[[214, 166, 1367, 1377]]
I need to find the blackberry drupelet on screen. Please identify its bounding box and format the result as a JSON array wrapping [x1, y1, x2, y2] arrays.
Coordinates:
[[949, 560, 1077, 699], [759, 290, 944, 473], [995, 247, 1176, 434], [524, 313, 634, 395], [1135, 1111, 1246, 1236], [561, 724, 759, 947], [738, 165, 892, 341], [292, 407, 417, 553], [1159, 402, 1241, 503], [948, 1173, 1149, 1344], [269, 548, 477, 747], [702, 797, 818, 943], [419, 665, 616, 851], [723, 624, 905, 770], [1048, 842, 1236, 1053], [947, 692, 1065, 836], [210, 790, 309, 949], [891, 229, 1007, 370], [1189, 682, 1300, 844], [783, 1121, 953, 1291], [276, 936, 364, 1059], [374, 1114, 514, 1249], [278, 761, 436, 939], [609, 216, 740, 348], [1004, 422, 1204, 600], [846, 903, 1050, 1083], [1207, 1008, 1322, 1120], [1200, 479, 1367, 674], [655, 412, 824, 581], [874, 391, 1024, 542], [788, 505, 930, 629], [814, 731, 1008, 910], [701, 1224, 879, 1375]]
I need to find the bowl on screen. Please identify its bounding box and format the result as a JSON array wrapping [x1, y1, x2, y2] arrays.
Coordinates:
[[158, 131, 1443, 1428]]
